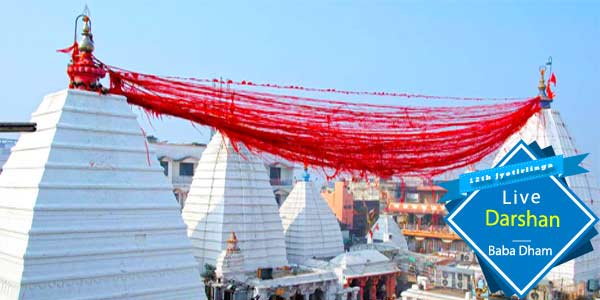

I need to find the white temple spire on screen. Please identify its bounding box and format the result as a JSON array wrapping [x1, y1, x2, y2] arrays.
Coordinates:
[[279, 170, 344, 264], [0, 89, 206, 300], [182, 132, 288, 272]]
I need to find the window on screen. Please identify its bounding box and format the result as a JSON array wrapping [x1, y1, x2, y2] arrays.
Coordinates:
[[160, 161, 169, 176], [269, 166, 281, 179], [179, 162, 195, 176]]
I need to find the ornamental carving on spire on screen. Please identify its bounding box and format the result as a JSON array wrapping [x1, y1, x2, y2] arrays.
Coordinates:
[[65, 13, 106, 92]]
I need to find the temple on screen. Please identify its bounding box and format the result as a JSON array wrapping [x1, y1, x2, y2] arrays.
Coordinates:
[[279, 171, 345, 264], [0, 92, 206, 299], [0, 16, 207, 300], [188, 133, 402, 300], [1, 10, 599, 300], [182, 132, 289, 272]]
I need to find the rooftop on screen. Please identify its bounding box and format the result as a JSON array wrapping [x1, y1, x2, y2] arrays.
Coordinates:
[[149, 138, 206, 161]]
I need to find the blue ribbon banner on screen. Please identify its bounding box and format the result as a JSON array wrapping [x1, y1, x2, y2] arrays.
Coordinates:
[[441, 152, 588, 203]]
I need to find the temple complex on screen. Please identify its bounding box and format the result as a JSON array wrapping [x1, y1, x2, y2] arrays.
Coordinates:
[[2, 8, 600, 300], [187, 133, 403, 300]]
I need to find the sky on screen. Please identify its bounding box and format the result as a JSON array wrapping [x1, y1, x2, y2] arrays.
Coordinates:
[[0, 1, 598, 177]]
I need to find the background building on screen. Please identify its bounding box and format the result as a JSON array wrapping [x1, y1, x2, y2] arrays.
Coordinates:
[[266, 161, 295, 206], [0, 138, 16, 174], [322, 180, 380, 241], [148, 136, 206, 209], [386, 178, 467, 254], [149, 135, 305, 209], [323, 177, 468, 253], [322, 181, 355, 230]]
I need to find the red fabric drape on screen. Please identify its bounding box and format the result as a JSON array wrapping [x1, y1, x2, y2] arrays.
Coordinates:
[[100, 64, 540, 178]]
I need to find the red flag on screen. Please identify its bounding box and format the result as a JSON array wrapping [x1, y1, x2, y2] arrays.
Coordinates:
[[57, 42, 80, 64], [546, 85, 555, 99], [548, 72, 557, 86], [375, 223, 380, 231], [57, 42, 78, 54]]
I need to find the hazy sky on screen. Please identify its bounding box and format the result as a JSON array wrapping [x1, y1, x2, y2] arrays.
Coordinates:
[[0, 1, 598, 177]]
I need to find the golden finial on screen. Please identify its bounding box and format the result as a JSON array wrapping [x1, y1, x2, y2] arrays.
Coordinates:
[[226, 232, 240, 253], [538, 67, 546, 91], [78, 15, 94, 52]]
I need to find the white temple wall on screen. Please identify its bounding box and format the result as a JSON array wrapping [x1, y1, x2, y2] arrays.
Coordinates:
[[0, 90, 206, 300]]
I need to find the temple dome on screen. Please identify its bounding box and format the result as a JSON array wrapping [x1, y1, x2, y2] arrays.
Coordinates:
[[182, 132, 288, 272], [493, 107, 600, 285], [279, 180, 345, 264], [0, 89, 205, 300]]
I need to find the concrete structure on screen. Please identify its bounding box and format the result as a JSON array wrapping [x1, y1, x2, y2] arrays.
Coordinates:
[[150, 138, 206, 208], [330, 250, 400, 300], [210, 246, 355, 300], [493, 80, 600, 287], [386, 178, 467, 254], [400, 281, 554, 300], [279, 177, 345, 264], [0, 90, 205, 300], [400, 285, 469, 300], [248, 267, 345, 300], [182, 132, 289, 272]]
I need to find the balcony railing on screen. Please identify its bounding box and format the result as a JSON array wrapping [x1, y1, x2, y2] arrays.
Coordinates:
[[270, 178, 292, 186], [401, 224, 462, 241]]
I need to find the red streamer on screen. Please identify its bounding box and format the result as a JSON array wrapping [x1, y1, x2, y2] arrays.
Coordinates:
[[171, 77, 524, 102], [101, 63, 541, 178]]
